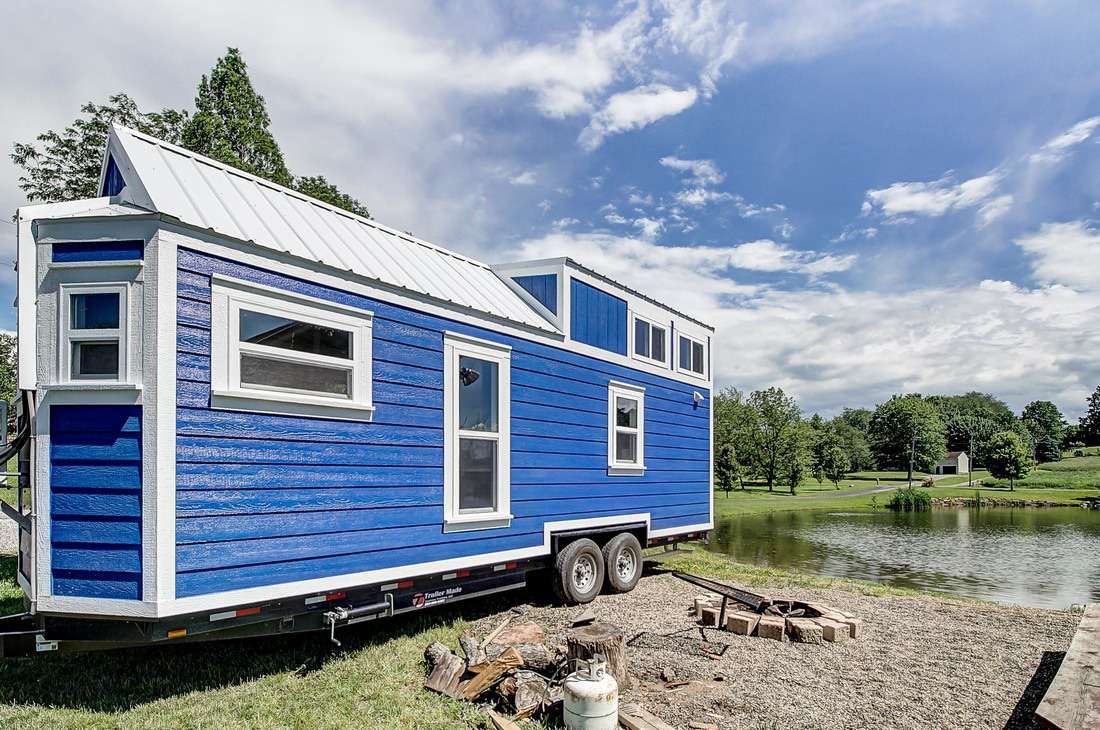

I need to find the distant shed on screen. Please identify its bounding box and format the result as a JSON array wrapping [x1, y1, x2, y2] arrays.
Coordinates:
[[933, 451, 969, 476]]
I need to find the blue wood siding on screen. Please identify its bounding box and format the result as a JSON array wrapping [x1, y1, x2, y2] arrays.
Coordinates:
[[102, 155, 126, 196], [512, 274, 557, 314], [176, 248, 709, 598], [52, 240, 144, 262], [569, 279, 627, 355], [49, 405, 142, 600]]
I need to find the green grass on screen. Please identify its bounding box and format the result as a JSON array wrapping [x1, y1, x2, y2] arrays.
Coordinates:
[[983, 453, 1100, 489]]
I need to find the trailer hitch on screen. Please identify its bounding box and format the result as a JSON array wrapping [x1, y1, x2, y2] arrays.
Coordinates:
[[324, 595, 393, 647]]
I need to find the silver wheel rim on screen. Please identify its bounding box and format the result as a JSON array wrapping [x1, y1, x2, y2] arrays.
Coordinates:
[[573, 554, 597, 593], [616, 548, 637, 582]]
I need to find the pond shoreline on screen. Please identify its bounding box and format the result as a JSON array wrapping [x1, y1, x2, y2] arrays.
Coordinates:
[[931, 496, 1100, 509]]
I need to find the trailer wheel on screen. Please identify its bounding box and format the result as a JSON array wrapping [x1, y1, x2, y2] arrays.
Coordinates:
[[602, 533, 643, 593], [552, 538, 605, 605]]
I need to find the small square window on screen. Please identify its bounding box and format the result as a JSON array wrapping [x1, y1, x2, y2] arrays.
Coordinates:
[[631, 314, 667, 366], [678, 334, 706, 376], [60, 285, 127, 382]]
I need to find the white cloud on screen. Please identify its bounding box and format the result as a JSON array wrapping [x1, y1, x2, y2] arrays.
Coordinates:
[[977, 194, 1013, 227], [863, 171, 1002, 219], [658, 155, 725, 186], [653, 0, 746, 95], [1030, 116, 1100, 164], [674, 187, 733, 207], [605, 212, 629, 225], [830, 225, 878, 243], [579, 84, 699, 150], [509, 170, 537, 186], [774, 221, 795, 240], [633, 217, 666, 240], [727, 239, 855, 274], [1014, 220, 1100, 290], [537, 199, 552, 214], [552, 217, 580, 231]]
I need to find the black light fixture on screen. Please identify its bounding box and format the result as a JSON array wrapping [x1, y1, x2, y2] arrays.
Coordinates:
[[459, 367, 480, 386]]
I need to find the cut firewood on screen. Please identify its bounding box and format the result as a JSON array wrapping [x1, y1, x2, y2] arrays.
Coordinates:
[[512, 671, 549, 719], [424, 650, 467, 698], [424, 641, 451, 669], [688, 722, 719, 730], [458, 629, 485, 665], [618, 705, 677, 730], [460, 646, 523, 700], [484, 641, 555, 673], [484, 708, 521, 730], [479, 608, 524, 651], [491, 621, 546, 647], [571, 608, 597, 626]]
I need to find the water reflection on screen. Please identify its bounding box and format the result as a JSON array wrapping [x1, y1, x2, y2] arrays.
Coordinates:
[[707, 507, 1100, 608]]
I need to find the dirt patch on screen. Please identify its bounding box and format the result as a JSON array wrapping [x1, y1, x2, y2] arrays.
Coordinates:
[[471, 572, 1078, 729]]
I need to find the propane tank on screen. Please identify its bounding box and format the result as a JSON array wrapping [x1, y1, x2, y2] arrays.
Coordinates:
[[562, 654, 619, 730]]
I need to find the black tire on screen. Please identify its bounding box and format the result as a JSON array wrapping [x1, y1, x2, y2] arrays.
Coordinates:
[[602, 533, 643, 593], [552, 538, 605, 605]]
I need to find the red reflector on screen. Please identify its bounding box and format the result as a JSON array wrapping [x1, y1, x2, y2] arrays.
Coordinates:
[[397, 580, 415, 589], [455, 570, 470, 578], [327, 591, 347, 601], [505, 562, 517, 569], [236, 606, 261, 618]]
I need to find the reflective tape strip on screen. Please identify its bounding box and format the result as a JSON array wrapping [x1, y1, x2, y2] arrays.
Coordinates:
[[305, 591, 347, 606], [209, 606, 261, 622], [443, 570, 470, 581]]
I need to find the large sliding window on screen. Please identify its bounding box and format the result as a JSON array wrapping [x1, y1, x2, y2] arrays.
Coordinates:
[[444, 332, 511, 531], [210, 276, 373, 419], [607, 381, 645, 475]]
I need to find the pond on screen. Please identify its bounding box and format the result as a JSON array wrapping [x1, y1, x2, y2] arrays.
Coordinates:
[[706, 507, 1100, 609]]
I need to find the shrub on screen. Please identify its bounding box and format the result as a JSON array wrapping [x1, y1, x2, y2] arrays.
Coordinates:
[[920, 476, 936, 488], [886, 486, 932, 512], [1074, 449, 1086, 458]]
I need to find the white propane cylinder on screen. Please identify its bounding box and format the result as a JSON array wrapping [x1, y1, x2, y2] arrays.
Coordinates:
[[562, 655, 619, 730]]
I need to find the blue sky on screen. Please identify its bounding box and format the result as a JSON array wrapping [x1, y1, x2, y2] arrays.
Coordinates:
[[3, 0, 1100, 417]]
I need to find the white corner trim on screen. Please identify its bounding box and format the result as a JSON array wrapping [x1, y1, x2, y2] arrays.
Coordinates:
[[152, 232, 178, 602]]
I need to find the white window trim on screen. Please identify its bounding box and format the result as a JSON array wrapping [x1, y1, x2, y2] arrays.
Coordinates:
[[210, 277, 374, 421], [676, 332, 707, 378], [58, 282, 130, 384], [630, 312, 668, 367], [443, 331, 512, 532], [608, 381, 645, 475]]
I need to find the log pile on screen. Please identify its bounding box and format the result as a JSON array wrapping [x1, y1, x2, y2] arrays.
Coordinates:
[[424, 611, 666, 727], [692, 594, 864, 644]]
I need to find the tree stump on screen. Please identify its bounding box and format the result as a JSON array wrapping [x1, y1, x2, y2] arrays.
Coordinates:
[[566, 622, 630, 689]]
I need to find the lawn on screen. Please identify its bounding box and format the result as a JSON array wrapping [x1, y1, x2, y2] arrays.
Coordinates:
[[983, 453, 1100, 489]]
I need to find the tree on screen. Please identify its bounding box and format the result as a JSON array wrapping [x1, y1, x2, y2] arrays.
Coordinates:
[[820, 443, 851, 489], [745, 387, 802, 491], [0, 334, 15, 404], [868, 395, 946, 475], [986, 430, 1034, 490], [1080, 385, 1100, 446], [836, 407, 873, 434], [829, 419, 874, 471], [12, 49, 370, 216], [182, 48, 293, 186], [713, 387, 753, 489], [928, 392, 1016, 468], [1021, 400, 1065, 461], [779, 422, 813, 495], [11, 94, 187, 203], [294, 175, 371, 218], [714, 441, 741, 497]]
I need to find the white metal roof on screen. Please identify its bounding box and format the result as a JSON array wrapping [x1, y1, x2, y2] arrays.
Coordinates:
[[103, 124, 558, 333]]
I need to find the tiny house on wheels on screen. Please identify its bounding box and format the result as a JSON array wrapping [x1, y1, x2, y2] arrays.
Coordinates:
[[0, 125, 713, 655]]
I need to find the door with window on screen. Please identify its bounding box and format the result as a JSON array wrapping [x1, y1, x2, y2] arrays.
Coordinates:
[[443, 334, 511, 531]]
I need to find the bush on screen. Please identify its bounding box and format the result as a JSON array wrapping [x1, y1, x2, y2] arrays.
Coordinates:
[[920, 476, 936, 488], [886, 486, 932, 512], [1074, 449, 1086, 458]]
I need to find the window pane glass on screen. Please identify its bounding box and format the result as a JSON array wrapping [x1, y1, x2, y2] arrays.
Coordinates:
[[633, 319, 649, 357], [652, 327, 665, 362], [679, 337, 691, 369], [616, 397, 637, 428], [240, 309, 352, 359], [72, 341, 119, 377], [615, 431, 637, 463], [458, 356, 498, 432], [692, 342, 705, 373], [71, 293, 119, 330], [240, 354, 351, 396], [459, 437, 497, 511]]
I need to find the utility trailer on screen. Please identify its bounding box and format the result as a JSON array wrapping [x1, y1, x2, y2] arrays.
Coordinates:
[[0, 125, 713, 656]]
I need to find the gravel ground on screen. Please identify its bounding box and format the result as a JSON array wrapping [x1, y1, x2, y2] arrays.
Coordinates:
[[0, 519, 15, 555], [471, 572, 1079, 730]]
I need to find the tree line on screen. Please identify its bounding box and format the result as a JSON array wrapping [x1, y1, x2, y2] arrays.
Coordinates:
[[714, 385, 1100, 494], [12, 48, 370, 217]]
